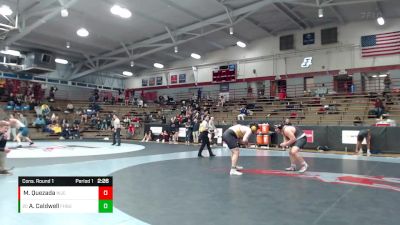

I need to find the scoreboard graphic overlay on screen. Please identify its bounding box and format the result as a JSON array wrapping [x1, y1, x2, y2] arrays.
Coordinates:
[[18, 177, 113, 213]]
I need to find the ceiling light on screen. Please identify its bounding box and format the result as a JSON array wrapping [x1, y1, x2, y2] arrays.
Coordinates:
[[236, 41, 246, 48], [190, 53, 201, 59], [372, 75, 378, 78], [61, 9, 69, 17], [110, 4, 131, 19], [0, 49, 21, 57], [377, 17, 385, 26], [154, 63, 164, 69], [55, 58, 68, 64], [229, 27, 234, 35], [130, 61, 134, 67], [192, 66, 197, 71], [318, 8, 323, 18], [0, 5, 12, 16], [66, 41, 70, 49], [379, 74, 387, 78], [76, 28, 89, 37], [123, 71, 133, 76], [174, 46, 178, 53]]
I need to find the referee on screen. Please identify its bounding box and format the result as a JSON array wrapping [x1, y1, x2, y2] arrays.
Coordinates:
[[197, 116, 215, 157]]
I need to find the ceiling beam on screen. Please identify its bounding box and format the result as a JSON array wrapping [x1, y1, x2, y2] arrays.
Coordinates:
[[69, 0, 271, 80], [72, 0, 283, 80], [215, 0, 274, 36], [329, 6, 345, 24], [284, 0, 383, 7], [162, 52, 186, 60], [273, 2, 307, 29], [1, 0, 78, 48]]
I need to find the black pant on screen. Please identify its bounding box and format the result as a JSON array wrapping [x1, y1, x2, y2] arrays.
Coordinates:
[[198, 131, 214, 156], [113, 128, 121, 145]]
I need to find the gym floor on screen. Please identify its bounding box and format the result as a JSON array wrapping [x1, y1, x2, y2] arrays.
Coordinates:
[[1, 141, 399, 225]]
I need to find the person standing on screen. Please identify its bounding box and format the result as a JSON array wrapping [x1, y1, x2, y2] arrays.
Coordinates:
[[192, 119, 200, 144], [274, 123, 308, 173], [355, 129, 371, 157], [0, 121, 12, 175], [197, 116, 215, 157], [208, 117, 217, 146], [112, 114, 121, 146], [222, 124, 258, 175]]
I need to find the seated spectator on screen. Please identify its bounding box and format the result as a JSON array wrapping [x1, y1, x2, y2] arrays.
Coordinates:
[[237, 106, 250, 120], [141, 130, 153, 142], [71, 124, 80, 139], [51, 123, 62, 134], [127, 124, 135, 139], [217, 95, 225, 107], [374, 98, 385, 118], [160, 130, 170, 143], [353, 116, 363, 126], [317, 107, 326, 114], [138, 98, 144, 108], [33, 116, 46, 131], [61, 124, 71, 139]]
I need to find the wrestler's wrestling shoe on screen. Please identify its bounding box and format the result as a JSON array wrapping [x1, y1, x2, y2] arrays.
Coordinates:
[[285, 166, 296, 171], [298, 164, 308, 173], [230, 169, 243, 176]]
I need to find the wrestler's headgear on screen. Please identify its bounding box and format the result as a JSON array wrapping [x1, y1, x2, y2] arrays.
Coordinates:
[[250, 123, 258, 133], [274, 123, 284, 130]]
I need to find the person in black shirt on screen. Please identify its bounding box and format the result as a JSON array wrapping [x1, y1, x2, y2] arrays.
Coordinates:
[[0, 121, 12, 175]]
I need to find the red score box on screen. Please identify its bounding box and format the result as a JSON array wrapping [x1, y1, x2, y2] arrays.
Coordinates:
[[99, 186, 113, 200]]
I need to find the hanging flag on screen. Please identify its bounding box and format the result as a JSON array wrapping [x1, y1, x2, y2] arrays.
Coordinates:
[[361, 31, 400, 57]]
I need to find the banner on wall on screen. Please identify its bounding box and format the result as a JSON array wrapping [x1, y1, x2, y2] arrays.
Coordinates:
[[179, 74, 186, 83], [142, 79, 148, 87], [156, 76, 163, 85], [342, 130, 366, 144], [149, 77, 155, 86], [303, 130, 314, 143], [303, 32, 315, 45], [171, 75, 177, 84]]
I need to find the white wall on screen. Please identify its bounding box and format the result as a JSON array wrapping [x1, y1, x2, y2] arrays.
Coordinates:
[[125, 18, 400, 90]]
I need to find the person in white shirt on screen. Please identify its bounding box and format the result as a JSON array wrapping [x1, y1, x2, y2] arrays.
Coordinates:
[[112, 114, 121, 146]]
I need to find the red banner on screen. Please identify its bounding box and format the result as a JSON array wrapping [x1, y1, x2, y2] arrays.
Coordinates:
[[303, 130, 314, 143]]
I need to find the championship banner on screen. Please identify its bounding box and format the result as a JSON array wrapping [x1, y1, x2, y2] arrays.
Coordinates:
[[171, 75, 178, 84]]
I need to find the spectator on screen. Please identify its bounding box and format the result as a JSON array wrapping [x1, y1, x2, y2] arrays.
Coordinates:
[[374, 98, 385, 118], [208, 117, 216, 146], [138, 98, 144, 108], [33, 116, 46, 131], [71, 124, 80, 139], [384, 74, 391, 96], [237, 106, 249, 120], [160, 130, 170, 143], [161, 115, 167, 124], [141, 130, 153, 142], [192, 119, 200, 144], [217, 95, 225, 107], [66, 103, 74, 113], [127, 124, 135, 139], [61, 124, 71, 139], [197, 88, 202, 102], [353, 116, 363, 126], [185, 119, 193, 145], [48, 86, 57, 102]]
